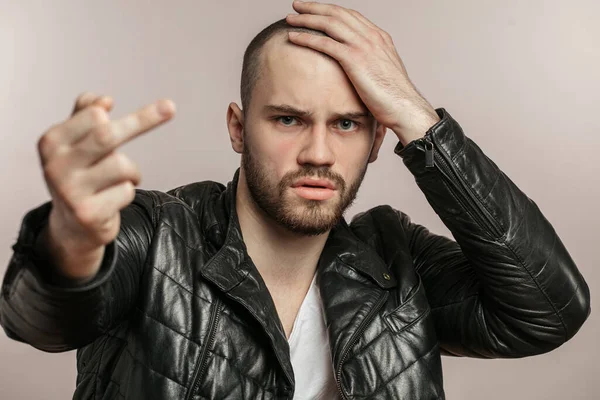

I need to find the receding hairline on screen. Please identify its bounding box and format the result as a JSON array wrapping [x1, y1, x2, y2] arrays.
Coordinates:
[[240, 19, 330, 115]]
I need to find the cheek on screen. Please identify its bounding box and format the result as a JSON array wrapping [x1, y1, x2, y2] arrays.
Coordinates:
[[338, 134, 371, 161], [252, 136, 297, 181], [274, 140, 296, 163]]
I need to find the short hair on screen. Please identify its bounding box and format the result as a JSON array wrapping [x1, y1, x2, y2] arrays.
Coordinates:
[[240, 18, 328, 114]]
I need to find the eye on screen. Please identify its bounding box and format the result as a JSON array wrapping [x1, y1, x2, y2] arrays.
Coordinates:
[[275, 116, 299, 126], [337, 119, 359, 131]]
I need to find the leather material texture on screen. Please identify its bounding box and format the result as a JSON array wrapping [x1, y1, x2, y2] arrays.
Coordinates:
[[1, 108, 590, 399]]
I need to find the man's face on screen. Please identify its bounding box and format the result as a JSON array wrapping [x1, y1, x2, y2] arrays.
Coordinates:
[[240, 33, 380, 236]]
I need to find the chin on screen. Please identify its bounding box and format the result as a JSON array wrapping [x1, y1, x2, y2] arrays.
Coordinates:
[[279, 199, 343, 236]]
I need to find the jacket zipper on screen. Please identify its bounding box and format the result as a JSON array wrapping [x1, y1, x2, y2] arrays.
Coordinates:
[[417, 134, 504, 239], [200, 266, 295, 395], [233, 297, 295, 396], [185, 299, 223, 400], [335, 291, 389, 399]]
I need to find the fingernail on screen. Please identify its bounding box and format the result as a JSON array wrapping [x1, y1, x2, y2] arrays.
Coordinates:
[[157, 99, 175, 117]]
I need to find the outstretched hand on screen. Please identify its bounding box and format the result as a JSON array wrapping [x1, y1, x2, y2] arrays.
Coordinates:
[[37, 93, 175, 280]]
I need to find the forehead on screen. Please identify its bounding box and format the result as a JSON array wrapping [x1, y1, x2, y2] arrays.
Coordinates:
[[253, 33, 367, 113]]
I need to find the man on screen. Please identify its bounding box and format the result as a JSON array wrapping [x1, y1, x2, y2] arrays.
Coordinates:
[[0, 1, 590, 399]]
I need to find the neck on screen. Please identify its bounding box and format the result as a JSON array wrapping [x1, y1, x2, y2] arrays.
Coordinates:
[[235, 172, 329, 288]]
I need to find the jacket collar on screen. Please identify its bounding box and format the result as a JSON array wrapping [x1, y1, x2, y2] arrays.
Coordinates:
[[201, 168, 397, 290], [198, 168, 398, 385]]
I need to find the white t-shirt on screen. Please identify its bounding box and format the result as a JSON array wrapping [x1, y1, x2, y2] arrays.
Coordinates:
[[288, 274, 340, 400]]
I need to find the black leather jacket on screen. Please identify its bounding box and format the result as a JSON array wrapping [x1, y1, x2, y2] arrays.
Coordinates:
[[1, 109, 590, 399]]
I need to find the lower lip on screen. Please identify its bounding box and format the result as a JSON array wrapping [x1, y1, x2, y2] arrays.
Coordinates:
[[292, 186, 336, 200]]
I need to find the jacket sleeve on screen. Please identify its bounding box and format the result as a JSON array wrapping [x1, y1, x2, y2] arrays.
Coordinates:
[[395, 108, 591, 358], [0, 190, 156, 353]]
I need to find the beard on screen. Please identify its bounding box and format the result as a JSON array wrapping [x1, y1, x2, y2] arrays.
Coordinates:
[[241, 134, 368, 237]]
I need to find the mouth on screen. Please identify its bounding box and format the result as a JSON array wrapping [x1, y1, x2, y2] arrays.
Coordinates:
[[291, 178, 337, 200], [291, 178, 336, 190]]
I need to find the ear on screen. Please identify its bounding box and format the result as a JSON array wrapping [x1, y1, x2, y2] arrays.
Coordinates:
[[368, 122, 387, 163], [227, 102, 245, 154]]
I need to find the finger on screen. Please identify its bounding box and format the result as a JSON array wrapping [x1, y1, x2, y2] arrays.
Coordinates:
[[108, 98, 175, 148], [72, 92, 97, 114], [346, 9, 378, 31], [38, 105, 112, 165], [291, 1, 371, 36], [93, 181, 136, 217], [65, 97, 173, 149], [286, 13, 357, 44], [72, 92, 113, 116], [80, 181, 136, 230], [43, 151, 140, 210], [76, 152, 141, 200], [93, 96, 114, 113], [69, 98, 176, 167], [287, 31, 349, 63], [41, 95, 115, 164], [345, 9, 395, 47]]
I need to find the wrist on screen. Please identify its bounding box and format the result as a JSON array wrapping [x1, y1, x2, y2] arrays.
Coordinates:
[[392, 112, 440, 146], [41, 215, 105, 281], [390, 100, 440, 146]]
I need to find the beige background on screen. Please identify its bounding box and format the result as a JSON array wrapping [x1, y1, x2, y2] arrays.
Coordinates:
[[1, 0, 598, 398]]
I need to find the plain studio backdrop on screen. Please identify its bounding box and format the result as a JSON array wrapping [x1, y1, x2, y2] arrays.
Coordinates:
[[1, 0, 598, 399]]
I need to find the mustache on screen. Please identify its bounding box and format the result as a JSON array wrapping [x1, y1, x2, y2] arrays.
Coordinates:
[[281, 167, 346, 192]]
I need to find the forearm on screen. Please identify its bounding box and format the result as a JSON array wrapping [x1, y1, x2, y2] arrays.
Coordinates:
[[0, 201, 119, 352], [398, 108, 591, 356], [0, 192, 154, 352]]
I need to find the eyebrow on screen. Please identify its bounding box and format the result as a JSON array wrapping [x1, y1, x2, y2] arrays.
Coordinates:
[[263, 104, 373, 120]]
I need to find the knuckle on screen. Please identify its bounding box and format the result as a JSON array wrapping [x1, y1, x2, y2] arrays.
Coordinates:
[[131, 111, 147, 131], [37, 132, 56, 157], [97, 220, 119, 244], [113, 151, 129, 168], [38, 123, 66, 153], [347, 46, 360, 57], [57, 183, 77, 207], [123, 181, 136, 200], [75, 92, 90, 105], [112, 152, 134, 175], [54, 183, 79, 211], [74, 92, 95, 111], [73, 202, 97, 227], [87, 106, 109, 125], [51, 172, 76, 199], [91, 126, 116, 148], [329, 3, 342, 13], [377, 31, 389, 44], [76, 91, 93, 102], [364, 35, 377, 50]]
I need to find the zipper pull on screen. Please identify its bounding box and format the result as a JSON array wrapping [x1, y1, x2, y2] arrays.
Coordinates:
[[424, 137, 435, 168]]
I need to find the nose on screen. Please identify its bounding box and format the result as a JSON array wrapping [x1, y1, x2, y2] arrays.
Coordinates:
[[296, 124, 336, 168]]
